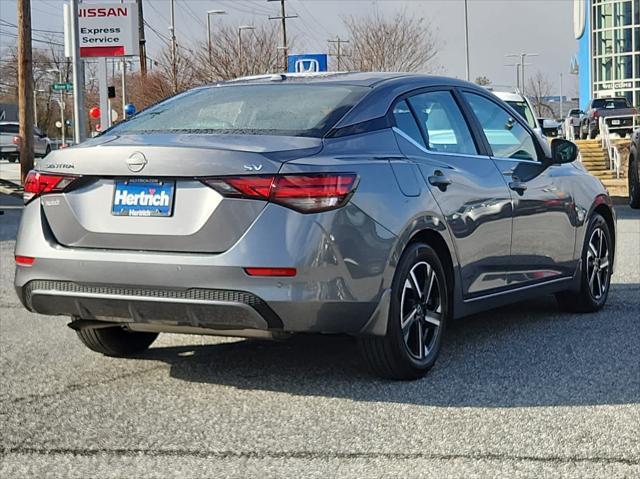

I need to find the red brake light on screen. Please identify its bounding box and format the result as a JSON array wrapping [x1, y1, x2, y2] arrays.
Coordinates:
[[202, 173, 358, 213], [12, 136, 20, 145], [593, 111, 599, 118], [15, 255, 35, 267], [23, 170, 79, 204]]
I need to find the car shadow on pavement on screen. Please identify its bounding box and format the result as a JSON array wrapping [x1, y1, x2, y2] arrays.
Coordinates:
[[138, 284, 640, 408]]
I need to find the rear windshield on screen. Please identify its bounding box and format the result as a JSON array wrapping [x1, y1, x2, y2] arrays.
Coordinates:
[[107, 84, 369, 137], [592, 98, 630, 109], [505, 100, 537, 130], [0, 124, 19, 133]]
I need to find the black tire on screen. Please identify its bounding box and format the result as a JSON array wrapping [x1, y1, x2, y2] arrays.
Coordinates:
[[588, 125, 597, 139], [44, 146, 51, 157], [76, 326, 158, 356], [580, 125, 588, 140], [8, 156, 18, 163], [556, 213, 612, 313], [359, 242, 449, 380], [629, 153, 640, 209]]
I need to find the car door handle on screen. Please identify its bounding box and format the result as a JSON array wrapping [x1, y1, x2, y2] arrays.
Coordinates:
[[428, 171, 452, 191], [508, 180, 528, 194]]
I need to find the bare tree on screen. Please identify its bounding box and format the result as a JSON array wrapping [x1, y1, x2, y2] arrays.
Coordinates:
[[342, 10, 440, 72], [475, 75, 491, 86], [190, 23, 284, 83], [527, 71, 555, 117]]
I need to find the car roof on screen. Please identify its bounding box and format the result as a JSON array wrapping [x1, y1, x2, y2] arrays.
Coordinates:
[[219, 72, 474, 89], [492, 91, 525, 102]]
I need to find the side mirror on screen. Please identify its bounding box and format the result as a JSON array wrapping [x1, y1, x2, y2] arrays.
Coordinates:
[[550, 138, 578, 164]]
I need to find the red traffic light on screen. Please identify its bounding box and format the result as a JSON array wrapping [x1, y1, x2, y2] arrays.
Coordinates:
[[89, 106, 101, 119]]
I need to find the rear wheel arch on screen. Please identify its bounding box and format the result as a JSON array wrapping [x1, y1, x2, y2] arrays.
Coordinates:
[[593, 203, 615, 269], [407, 229, 455, 308]]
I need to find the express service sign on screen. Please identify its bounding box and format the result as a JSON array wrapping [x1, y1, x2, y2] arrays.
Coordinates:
[[77, 3, 139, 58]]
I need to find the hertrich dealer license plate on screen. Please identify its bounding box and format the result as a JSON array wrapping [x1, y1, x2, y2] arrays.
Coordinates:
[[112, 179, 175, 217]]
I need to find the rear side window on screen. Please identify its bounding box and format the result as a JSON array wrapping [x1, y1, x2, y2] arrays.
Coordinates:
[[0, 124, 19, 134], [592, 98, 630, 109], [392, 101, 425, 147], [463, 92, 538, 161], [407, 91, 477, 155], [505, 100, 537, 130], [107, 84, 369, 138]]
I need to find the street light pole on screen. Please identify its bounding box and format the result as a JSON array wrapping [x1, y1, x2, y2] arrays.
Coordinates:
[[169, 0, 177, 93], [206, 10, 226, 81], [506, 53, 539, 95], [237, 25, 255, 76], [48, 69, 65, 144], [464, 0, 470, 81]]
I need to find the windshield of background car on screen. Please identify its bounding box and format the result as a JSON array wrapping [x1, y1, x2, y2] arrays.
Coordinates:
[[592, 98, 630, 109], [107, 84, 369, 137], [505, 101, 538, 130]]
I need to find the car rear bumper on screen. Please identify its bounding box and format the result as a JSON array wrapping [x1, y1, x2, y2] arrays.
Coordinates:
[[0, 146, 18, 155], [14, 199, 397, 336]]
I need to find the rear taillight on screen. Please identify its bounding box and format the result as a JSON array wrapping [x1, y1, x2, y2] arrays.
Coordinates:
[[23, 170, 79, 204], [593, 111, 599, 119], [202, 173, 358, 213], [12, 136, 20, 145]]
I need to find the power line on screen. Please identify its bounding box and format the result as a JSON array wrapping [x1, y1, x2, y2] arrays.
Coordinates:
[[328, 37, 349, 71]]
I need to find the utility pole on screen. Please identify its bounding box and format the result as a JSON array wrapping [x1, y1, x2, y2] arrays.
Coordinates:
[[70, 0, 86, 143], [169, 0, 177, 93], [268, 0, 297, 72], [137, 0, 147, 77], [17, 0, 34, 183], [464, 0, 470, 81], [328, 37, 349, 71]]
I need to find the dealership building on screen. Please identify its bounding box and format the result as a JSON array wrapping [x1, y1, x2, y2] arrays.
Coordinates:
[[575, 0, 640, 109]]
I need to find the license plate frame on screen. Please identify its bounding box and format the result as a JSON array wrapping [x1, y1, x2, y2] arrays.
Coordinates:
[[111, 179, 175, 217], [611, 119, 621, 125]]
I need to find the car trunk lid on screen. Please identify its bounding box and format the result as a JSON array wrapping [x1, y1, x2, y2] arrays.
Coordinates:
[[38, 133, 322, 253]]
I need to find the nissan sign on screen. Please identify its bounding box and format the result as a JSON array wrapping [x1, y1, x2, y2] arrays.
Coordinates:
[[68, 2, 139, 58]]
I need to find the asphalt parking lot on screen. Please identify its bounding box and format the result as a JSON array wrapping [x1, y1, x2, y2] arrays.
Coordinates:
[[1, 191, 639, 478]]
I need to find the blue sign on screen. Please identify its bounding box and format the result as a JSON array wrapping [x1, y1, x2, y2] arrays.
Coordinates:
[[287, 54, 328, 73]]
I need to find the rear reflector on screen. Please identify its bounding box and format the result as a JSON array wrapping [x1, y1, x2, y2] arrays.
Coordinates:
[[23, 170, 79, 203], [202, 173, 358, 213], [244, 267, 297, 277], [15, 255, 35, 267]]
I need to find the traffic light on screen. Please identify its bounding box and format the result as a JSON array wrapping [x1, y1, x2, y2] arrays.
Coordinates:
[[108, 86, 116, 98]]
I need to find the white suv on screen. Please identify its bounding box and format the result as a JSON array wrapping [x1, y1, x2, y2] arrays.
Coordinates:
[[490, 89, 543, 137]]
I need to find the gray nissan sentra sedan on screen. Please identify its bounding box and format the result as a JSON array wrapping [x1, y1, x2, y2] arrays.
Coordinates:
[[14, 73, 615, 380]]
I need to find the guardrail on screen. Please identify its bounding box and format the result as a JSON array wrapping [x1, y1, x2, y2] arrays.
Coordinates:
[[598, 115, 638, 179]]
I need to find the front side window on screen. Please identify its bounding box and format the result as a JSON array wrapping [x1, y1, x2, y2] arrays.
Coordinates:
[[463, 92, 539, 161], [107, 84, 369, 138], [406, 91, 477, 155]]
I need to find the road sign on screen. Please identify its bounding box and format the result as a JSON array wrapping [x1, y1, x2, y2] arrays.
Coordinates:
[[71, 2, 139, 58], [52, 82, 73, 92], [287, 54, 328, 73]]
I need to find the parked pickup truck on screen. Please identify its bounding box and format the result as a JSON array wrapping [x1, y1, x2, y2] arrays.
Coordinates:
[[0, 122, 51, 162], [580, 97, 637, 139]]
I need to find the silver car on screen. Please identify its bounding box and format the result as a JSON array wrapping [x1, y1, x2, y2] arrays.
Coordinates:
[[14, 73, 616, 379], [0, 122, 51, 161]]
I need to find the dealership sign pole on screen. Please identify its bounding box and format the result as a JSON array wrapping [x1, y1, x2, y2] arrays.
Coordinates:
[[66, 2, 139, 137]]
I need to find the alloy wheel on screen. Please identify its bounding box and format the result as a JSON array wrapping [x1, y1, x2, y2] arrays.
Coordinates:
[[400, 261, 442, 360], [586, 227, 610, 300]]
